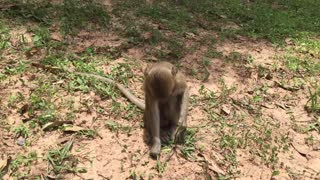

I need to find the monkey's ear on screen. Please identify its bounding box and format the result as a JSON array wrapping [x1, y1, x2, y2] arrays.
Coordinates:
[[171, 66, 178, 76]]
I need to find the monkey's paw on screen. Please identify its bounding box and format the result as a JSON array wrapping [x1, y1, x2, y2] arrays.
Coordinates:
[[160, 131, 173, 144], [174, 128, 186, 144], [150, 143, 161, 159]]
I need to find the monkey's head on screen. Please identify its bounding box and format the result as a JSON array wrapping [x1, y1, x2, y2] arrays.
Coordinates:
[[145, 63, 177, 101]]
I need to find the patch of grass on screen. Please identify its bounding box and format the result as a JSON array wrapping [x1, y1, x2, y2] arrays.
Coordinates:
[[216, 0, 320, 43], [109, 62, 134, 85], [3, 0, 110, 35], [7, 92, 25, 108], [305, 86, 320, 114], [105, 120, 132, 134], [179, 128, 197, 159], [129, 170, 144, 180], [36, 111, 57, 125], [4, 0, 54, 25], [14, 124, 30, 138], [115, 0, 320, 44], [294, 36, 320, 58], [46, 141, 86, 176], [140, 3, 193, 33], [0, 21, 10, 50], [305, 135, 314, 146], [60, 0, 110, 34], [112, 0, 190, 59], [41, 54, 71, 68], [0, 73, 6, 82], [69, 60, 138, 106], [200, 79, 286, 175], [29, 93, 53, 111], [156, 160, 167, 175], [10, 151, 38, 177], [284, 54, 320, 76], [226, 51, 253, 64], [32, 26, 51, 47], [191, 57, 212, 81], [305, 118, 320, 134], [251, 85, 269, 104], [247, 117, 285, 168], [24, 82, 59, 126], [144, 26, 164, 45], [4, 60, 28, 75], [76, 129, 98, 139], [205, 49, 224, 59]]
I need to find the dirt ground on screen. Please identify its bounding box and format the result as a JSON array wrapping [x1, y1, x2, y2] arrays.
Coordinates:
[[1, 0, 320, 180]]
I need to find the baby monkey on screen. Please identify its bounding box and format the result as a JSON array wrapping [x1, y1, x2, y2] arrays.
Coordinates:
[[143, 61, 189, 158], [66, 61, 189, 159]]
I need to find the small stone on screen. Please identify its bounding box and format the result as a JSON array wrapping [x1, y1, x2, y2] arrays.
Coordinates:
[[16, 137, 26, 146], [221, 105, 231, 115]]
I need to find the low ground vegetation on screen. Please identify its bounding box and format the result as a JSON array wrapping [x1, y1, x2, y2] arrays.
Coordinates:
[[0, 0, 319, 179]]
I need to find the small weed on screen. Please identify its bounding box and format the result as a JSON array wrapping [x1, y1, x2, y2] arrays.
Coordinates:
[[7, 92, 25, 108], [206, 49, 224, 59], [180, 129, 197, 159], [29, 94, 52, 111], [156, 160, 167, 175], [226, 52, 252, 64], [124, 25, 143, 44], [105, 120, 132, 134], [36, 111, 57, 125], [284, 54, 320, 75], [218, 79, 237, 104], [41, 54, 71, 68], [123, 104, 141, 120], [76, 129, 98, 139], [33, 27, 50, 47], [129, 170, 143, 180], [305, 86, 320, 114], [109, 63, 133, 85], [294, 37, 320, 58], [305, 135, 314, 146], [147, 28, 164, 45], [220, 134, 239, 150], [14, 124, 30, 138], [10, 151, 38, 173], [272, 170, 280, 177], [0, 22, 10, 50], [305, 117, 320, 133], [0, 73, 6, 82], [166, 38, 185, 59], [285, 56, 300, 72], [4, 60, 28, 75], [46, 141, 86, 175]]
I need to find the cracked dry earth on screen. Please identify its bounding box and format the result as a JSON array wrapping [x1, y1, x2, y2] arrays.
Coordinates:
[[1, 13, 320, 180]]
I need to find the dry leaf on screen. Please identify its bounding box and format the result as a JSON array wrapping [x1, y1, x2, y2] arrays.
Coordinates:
[[50, 32, 63, 42], [42, 121, 73, 131], [62, 125, 85, 132]]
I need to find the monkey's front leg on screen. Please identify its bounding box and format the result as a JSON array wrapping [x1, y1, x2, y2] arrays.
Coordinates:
[[149, 100, 161, 158], [174, 88, 189, 143]]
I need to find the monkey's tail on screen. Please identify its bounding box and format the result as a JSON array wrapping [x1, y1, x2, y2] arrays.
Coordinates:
[[116, 83, 145, 110], [75, 72, 145, 110]]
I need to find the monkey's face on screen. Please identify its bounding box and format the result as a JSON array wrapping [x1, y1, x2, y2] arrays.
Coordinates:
[[150, 79, 174, 100], [144, 62, 177, 101], [146, 74, 174, 101]]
